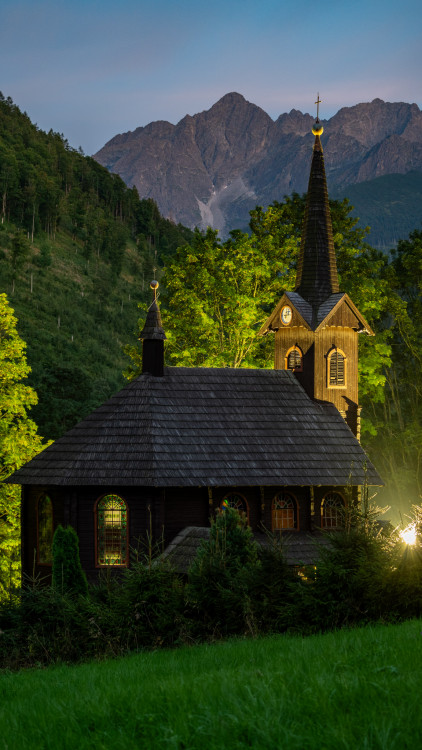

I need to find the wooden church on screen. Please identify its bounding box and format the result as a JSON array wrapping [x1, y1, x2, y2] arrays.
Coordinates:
[[8, 113, 382, 579]]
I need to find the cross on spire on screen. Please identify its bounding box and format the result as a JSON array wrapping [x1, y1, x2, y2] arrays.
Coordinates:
[[315, 93, 322, 121]]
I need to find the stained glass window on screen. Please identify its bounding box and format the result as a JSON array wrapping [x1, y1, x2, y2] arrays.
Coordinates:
[[272, 492, 298, 530], [321, 492, 344, 529], [221, 493, 249, 518], [37, 494, 53, 565], [96, 495, 128, 566]]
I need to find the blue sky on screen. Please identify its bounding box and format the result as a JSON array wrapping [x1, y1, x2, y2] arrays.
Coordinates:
[[1, 0, 421, 154]]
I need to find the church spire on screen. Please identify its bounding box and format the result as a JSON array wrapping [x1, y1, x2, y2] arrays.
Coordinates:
[[295, 99, 339, 308], [139, 280, 166, 376]]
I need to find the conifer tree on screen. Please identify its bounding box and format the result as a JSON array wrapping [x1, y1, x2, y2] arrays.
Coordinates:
[[52, 525, 88, 596]]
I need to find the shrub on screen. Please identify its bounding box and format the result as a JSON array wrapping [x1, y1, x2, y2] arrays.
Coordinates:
[[186, 508, 261, 638], [52, 525, 88, 597], [102, 561, 185, 650]]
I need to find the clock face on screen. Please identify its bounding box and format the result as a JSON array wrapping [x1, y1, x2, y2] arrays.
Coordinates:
[[281, 306, 293, 326]]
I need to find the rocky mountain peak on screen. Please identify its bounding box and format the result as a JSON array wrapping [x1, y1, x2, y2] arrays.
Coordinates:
[[94, 95, 422, 239]]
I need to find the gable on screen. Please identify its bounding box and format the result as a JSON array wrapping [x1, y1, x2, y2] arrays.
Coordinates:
[[315, 294, 374, 334], [259, 292, 312, 335]]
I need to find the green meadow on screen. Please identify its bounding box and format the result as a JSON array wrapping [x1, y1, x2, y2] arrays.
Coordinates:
[[1, 619, 421, 750]]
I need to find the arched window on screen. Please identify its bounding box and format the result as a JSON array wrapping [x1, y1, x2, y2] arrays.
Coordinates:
[[37, 494, 54, 565], [221, 493, 249, 520], [321, 492, 344, 529], [327, 348, 346, 387], [285, 346, 303, 372], [272, 492, 299, 531], [95, 495, 128, 567]]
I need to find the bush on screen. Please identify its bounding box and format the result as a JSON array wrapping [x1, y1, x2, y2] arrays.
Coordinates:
[[248, 534, 298, 633], [186, 508, 261, 638], [52, 525, 88, 597], [101, 561, 185, 650], [0, 583, 95, 669]]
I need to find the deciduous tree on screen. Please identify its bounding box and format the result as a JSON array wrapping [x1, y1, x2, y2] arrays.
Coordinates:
[[0, 293, 47, 602]]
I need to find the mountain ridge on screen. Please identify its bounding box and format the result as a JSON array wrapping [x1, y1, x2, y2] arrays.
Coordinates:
[[94, 94, 422, 243]]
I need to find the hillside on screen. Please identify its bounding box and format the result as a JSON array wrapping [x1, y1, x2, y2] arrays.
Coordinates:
[[0, 93, 193, 439], [94, 93, 422, 245], [335, 171, 422, 249]]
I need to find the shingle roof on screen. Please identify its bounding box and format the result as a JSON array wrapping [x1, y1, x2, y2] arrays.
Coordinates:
[[161, 526, 334, 572], [316, 293, 346, 326], [285, 292, 313, 327], [7, 367, 382, 487]]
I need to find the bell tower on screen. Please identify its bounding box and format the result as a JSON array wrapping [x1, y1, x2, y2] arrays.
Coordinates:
[[260, 99, 374, 439]]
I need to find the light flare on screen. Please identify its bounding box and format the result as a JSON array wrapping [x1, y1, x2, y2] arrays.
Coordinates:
[[400, 524, 417, 546]]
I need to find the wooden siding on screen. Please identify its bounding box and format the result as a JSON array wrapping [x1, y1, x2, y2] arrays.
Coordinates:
[[315, 327, 358, 434], [275, 322, 359, 435], [326, 303, 361, 329], [21, 482, 323, 581]]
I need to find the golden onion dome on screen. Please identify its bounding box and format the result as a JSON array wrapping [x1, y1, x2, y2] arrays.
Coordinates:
[[312, 121, 324, 136]]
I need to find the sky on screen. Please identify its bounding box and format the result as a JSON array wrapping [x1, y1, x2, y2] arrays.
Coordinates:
[[1, 0, 421, 155]]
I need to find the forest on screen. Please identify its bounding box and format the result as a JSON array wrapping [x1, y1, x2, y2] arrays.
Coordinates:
[[0, 92, 193, 438], [0, 92, 421, 600]]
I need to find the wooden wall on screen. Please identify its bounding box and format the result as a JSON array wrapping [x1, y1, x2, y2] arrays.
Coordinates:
[[22, 481, 355, 582], [275, 320, 359, 435]]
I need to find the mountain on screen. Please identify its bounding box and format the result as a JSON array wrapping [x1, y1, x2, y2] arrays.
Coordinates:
[[94, 94, 422, 245]]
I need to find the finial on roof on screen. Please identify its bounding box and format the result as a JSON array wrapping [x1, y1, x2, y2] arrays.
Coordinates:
[[150, 279, 159, 301], [139, 280, 166, 376], [312, 93, 324, 136], [139, 280, 166, 341]]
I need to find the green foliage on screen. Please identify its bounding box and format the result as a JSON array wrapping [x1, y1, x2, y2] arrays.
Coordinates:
[[128, 196, 397, 416], [248, 535, 297, 633], [52, 525, 88, 597], [0, 583, 94, 667], [101, 562, 185, 651], [335, 170, 422, 250], [10, 230, 30, 274], [0, 622, 422, 748], [161, 211, 299, 368], [0, 93, 193, 440], [363, 229, 422, 518], [2, 621, 422, 748], [0, 293, 46, 603], [3, 501, 422, 669], [187, 508, 261, 637]]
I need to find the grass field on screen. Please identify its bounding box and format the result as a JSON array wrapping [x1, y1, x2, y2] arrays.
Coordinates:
[[1, 619, 421, 749]]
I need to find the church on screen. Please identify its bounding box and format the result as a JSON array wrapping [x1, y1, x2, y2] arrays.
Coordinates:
[[8, 112, 382, 579]]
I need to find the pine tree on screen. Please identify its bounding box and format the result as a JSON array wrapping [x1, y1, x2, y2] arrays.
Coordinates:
[[52, 525, 88, 596]]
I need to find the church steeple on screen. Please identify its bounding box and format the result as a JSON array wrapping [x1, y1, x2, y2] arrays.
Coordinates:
[[294, 105, 339, 308], [139, 280, 166, 376], [259, 97, 375, 439]]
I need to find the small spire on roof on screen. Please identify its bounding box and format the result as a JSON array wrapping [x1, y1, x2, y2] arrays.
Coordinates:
[[312, 92, 324, 138], [139, 280, 166, 341]]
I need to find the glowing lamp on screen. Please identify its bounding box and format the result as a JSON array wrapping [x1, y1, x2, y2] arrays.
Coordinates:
[[400, 524, 417, 546]]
